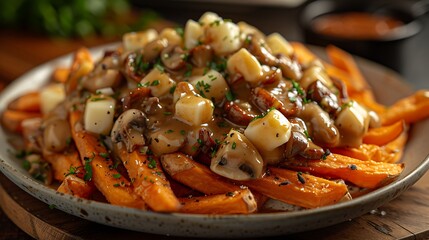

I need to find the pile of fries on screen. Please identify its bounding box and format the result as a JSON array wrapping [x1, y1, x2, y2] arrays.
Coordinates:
[[2, 12, 429, 214]]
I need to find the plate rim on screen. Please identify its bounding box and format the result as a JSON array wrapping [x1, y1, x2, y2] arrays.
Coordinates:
[[1, 43, 428, 237]]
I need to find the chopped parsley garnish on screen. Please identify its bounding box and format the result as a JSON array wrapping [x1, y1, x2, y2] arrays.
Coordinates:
[[183, 64, 193, 78], [303, 130, 311, 140], [175, 27, 184, 37], [113, 173, 122, 179], [180, 130, 186, 135], [165, 129, 174, 134], [209, 58, 227, 72], [134, 53, 150, 74], [195, 80, 211, 97], [208, 74, 217, 81], [341, 101, 354, 109], [148, 157, 157, 169], [65, 137, 72, 147], [217, 121, 228, 128], [83, 153, 95, 181], [210, 19, 221, 26], [231, 142, 237, 149], [163, 111, 172, 116], [291, 80, 305, 96], [15, 149, 29, 159], [65, 166, 79, 177], [99, 152, 109, 158], [244, 35, 251, 44], [90, 97, 106, 102], [150, 80, 160, 86], [139, 146, 150, 155], [22, 160, 31, 171], [181, 53, 189, 61], [225, 90, 235, 101], [252, 107, 276, 121], [169, 85, 176, 94], [154, 63, 164, 73]]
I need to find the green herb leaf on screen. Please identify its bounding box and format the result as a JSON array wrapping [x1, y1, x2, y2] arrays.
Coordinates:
[[22, 160, 31, 171], [225, 90, 235, 101], [175, 27, 184, 38], [150, 80, 160, 86], [155, 63, 164, 73], [169, 85, 176, 94], [83, 153, 95, 181], [113, 173, 122, 179], [65, 166, 78, 177], [90, 97, 106, 102], [148, 157, 157, 169]]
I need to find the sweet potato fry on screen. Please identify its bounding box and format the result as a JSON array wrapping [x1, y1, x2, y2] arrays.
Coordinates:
[[383, 130, 407, 163], [324, 64, 355, 93], [179, 189, 257, 214], [7, 92, 41, 112], [52, 67, 70, 83], [333, 130, 407, 163], [325, 45, 390, 114], [291, 42, 317, 65], [242, 168, 349, 209], [65, 48, 94, 93], [118, 149, 181, 212], [1, 110, 41, 133], [70, 110, 145, 209], [350, 90, 387, 114], [161, 153, 268, 209], [363, 120, 405, 146], [381, 90, 429, 125], [161, 153, 240, 194], [57, 175, 94, 199], [326, 45, 370, 93], [43, 149, 82, 182], [283, 154, 404, 188], [291, 42, 366, 99]]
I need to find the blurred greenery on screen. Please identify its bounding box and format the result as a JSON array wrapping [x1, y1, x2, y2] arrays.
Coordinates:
[[0, 0, 159, 38]]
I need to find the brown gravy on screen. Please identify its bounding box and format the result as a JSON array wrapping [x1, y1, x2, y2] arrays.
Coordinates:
[[312, 12, 404, 40]]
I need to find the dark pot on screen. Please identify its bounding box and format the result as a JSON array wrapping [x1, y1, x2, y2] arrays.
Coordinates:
[[300, 0, 425, 74]]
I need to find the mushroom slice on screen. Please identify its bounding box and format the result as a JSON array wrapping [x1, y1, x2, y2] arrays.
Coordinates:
[[298, 102, 340, 148], [111, 109, 147, 152], [190, 44, 213, 68], [143, 38, 168, 62], [161, 45, 186, 70], [211, 129, 265, 180]]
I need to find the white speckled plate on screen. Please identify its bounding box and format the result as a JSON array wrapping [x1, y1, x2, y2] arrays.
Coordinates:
[[1, 44, 428, 238]]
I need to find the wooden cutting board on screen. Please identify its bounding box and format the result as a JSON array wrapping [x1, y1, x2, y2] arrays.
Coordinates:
[[1, 172, 428, 240]]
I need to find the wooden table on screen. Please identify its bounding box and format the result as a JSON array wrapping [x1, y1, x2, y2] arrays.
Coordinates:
[[1, 31, 429, 240]]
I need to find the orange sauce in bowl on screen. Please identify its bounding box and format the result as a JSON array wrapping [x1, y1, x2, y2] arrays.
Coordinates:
[[312, 12, 404, 40]]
